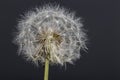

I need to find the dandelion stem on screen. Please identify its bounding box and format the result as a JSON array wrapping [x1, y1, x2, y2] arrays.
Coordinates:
[[44, 58, 49, 80]]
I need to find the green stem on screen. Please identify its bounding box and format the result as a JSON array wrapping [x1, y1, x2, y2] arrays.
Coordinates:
[[44, 58, 49, 80]]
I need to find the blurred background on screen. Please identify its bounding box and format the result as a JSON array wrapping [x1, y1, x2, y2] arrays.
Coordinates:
[[0, 0, 119, 80]]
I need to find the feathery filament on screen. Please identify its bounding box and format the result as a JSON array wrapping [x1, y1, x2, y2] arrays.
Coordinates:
[[14, 5, 87, 66]]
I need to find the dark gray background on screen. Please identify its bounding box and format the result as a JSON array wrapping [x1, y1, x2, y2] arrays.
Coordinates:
[[0, 0, 119, 80]]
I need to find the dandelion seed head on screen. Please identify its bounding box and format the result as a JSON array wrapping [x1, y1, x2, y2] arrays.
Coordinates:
[[14, 5, 87, 66]]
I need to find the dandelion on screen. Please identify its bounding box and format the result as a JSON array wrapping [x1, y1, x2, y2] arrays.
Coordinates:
[[14, 4, 87, 80]]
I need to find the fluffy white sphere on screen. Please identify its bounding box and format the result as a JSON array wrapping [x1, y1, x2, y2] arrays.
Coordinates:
[[14, 5, 87, 66]]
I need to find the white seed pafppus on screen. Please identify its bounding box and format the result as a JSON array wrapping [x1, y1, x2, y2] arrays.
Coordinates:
[[14, 5, 87, 66]]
